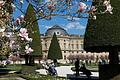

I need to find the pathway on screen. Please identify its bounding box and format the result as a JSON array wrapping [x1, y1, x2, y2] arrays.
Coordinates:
[[36, 66, 99, 78]]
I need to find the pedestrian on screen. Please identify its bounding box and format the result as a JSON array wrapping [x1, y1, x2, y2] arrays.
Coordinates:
[[75, 58, 80, 76], [48, 63, 57, 75], [80, 63, 92, 78]]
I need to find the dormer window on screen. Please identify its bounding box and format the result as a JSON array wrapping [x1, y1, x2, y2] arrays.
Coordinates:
[[57, 32, 59, 35]]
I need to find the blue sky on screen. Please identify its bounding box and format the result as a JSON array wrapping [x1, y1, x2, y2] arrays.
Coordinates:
[[39, 16, 88, 35], [13, 0, 91, 35]]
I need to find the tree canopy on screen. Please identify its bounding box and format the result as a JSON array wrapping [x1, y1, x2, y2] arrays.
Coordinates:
[[25, 4, 42, 56], [48, 33, 62, 60], [84, 0, 120, 52], [84, 0, 120, 64]]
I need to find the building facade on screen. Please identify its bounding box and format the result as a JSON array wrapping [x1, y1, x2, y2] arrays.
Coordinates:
[[41, 25, 109, 62]]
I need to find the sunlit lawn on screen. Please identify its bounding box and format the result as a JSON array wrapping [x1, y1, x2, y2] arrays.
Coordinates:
[[0, 62, 98, 80]]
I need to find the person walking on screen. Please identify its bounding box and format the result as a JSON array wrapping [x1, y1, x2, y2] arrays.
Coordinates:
[[75, 58, 80, 76], [80, 63, 92, 79]]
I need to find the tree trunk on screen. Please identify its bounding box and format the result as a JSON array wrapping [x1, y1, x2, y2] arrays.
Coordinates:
[[109, 48, 119, 64], [24, 54, 29, 65], [29, 55, 35, 65]]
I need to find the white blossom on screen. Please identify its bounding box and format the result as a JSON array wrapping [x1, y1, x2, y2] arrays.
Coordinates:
[[20, 0, 24, 4], [11, 3, 16, 11], [106, 4, 113, 14], [78, 2, 87, 12], [103, 0, 110, 6], [93, 15, 97, 20], [9, 40, 15, 48], [20, 15, 24, 20], [26, 37, 33, 42], [25, 45, 34, 54], [103, 0, 113, 14], [19, 28, 28, 38], [16, 18, 21, 25], [0, 1, 5, 9], [0, 28, 5, 32]]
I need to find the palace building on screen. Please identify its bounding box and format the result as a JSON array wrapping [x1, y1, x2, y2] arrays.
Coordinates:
[[41, 25, 109, 61]]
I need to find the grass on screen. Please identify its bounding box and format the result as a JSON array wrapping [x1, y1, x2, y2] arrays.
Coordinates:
[[0, 63, 98, 80], [0, 64, 22, 71], [0, 78, 17, 80], [0, 64, 22, 75], [5, 64, 22, 71], [19, 74, 66, 80], [0, 64, 42, 74], [0, 64, 66, 80], [0, 73, 66, 80]]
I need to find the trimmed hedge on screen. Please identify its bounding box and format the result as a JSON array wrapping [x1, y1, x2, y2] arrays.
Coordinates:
[[84, 0, 120, 52]]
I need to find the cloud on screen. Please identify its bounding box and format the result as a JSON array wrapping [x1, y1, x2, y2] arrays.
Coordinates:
[[65, 22, 86, 30], [67, 17, 80, 21], [45, 25, 52, 29]]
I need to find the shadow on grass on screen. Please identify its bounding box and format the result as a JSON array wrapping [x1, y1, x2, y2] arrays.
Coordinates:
[[0, 68, 11, 75], [0, 64, 22, 75]]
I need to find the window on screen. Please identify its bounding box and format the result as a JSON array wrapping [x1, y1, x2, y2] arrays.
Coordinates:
[[72, 44, 74, 49], [76, 41, 78, 43], [76, 44, 79, 49], [77, 51, 79, 53], [68, 44, 70, 49], [64, 43, 66, 49], [80, 44, 83, 50], [64, 55, 66, 60], [45, 43, 47, 49], [57, 32, 59, 34]]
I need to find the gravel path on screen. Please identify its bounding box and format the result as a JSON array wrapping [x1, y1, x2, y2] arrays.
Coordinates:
[[36, 66, 99, 78]]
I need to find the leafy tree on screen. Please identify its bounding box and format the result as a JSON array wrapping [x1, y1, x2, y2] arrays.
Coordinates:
[[84, 0, 120, 64], [48, 33, 62, 62], [0, 56, 7, 61], [24, 4, 42, 65]]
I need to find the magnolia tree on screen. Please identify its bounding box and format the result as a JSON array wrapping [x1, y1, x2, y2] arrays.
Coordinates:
[[0, 0, 113, 64]]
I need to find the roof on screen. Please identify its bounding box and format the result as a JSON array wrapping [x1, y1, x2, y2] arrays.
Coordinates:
[[45, 25, 68, 36]]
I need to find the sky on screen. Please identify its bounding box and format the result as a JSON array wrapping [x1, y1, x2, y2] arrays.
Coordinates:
[[13, 0, 91, 35], [39, 16, 88, 35]]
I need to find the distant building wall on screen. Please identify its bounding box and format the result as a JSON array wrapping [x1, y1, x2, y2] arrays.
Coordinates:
[[41, 25, 109, 62]]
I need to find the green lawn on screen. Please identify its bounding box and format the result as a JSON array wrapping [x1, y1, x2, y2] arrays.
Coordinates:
[[0, 64, 66, 80], [0, 63, 98, 80], [0, 78, 16, 80]]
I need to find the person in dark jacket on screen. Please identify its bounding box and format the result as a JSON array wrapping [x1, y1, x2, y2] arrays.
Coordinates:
[[75, 58, 80, 76], [80, 63, 92, 78]]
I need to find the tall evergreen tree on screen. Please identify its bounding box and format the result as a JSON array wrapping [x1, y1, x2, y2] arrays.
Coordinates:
[[84, 0, 120, 64], [48, 33, 62, 61], [24, 4, 42, 65]]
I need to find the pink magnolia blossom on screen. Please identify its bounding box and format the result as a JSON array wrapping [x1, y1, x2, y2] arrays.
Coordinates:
[[25, 45, 34, 54], [10, 40, 15, 48], [0, 1, 5, 9], [21, 38, 24, 40], [11, 3, 16, 11], [26, 37, 33, 42], [106, 4, 113, 14], [103, 0, 113, 14], [19, 28, 33, 41], [0, 28, 5, 32], [79, 2, 87, 12], [16, 18, 21, 25], [19, 28, 28, 38], [93, 15, 97, 20], [103, 0, 110, 6], [20, 15, 24, 21]]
